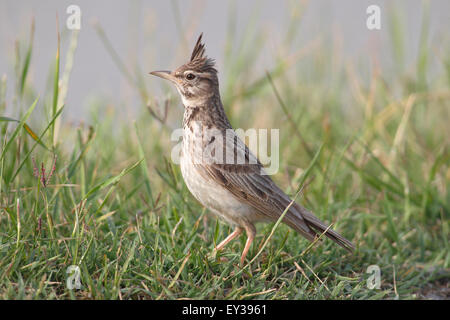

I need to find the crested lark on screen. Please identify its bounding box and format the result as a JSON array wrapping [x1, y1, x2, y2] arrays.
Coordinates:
[[150, 34, 354, 266]]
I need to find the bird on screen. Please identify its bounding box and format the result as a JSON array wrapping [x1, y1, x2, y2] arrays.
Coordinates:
[[150, 33, 354, 266]]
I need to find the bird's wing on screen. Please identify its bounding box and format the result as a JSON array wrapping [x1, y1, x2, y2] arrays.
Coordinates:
[[193, 129, 316, 239], [192, 129, 355, 251]]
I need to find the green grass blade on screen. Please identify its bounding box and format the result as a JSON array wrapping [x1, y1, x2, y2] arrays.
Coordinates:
[[19, 18, 35, 97], [0, 96, 39, 162], [83, 158, 144, 200], [51, 21, 60, 147], [10, 105, 64, 182], [0, 117, 48, 150], [134, 122, 154, 206]]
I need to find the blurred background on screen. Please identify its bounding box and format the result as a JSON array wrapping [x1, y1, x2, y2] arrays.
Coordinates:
[[0, 0, 449, 299], [1, 0, 449, 121]]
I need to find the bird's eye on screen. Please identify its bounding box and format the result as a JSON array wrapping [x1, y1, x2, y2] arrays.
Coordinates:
[[185, 73, 196, 80]]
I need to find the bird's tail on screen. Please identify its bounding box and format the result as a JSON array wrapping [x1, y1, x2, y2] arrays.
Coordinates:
[[287, 203, 355, 252]]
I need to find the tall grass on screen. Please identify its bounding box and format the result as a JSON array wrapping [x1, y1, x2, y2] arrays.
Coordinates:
[[0, 3, 448, 299]]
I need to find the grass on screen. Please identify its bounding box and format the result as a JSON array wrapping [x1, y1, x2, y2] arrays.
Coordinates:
[[0, 3, 449, 299]]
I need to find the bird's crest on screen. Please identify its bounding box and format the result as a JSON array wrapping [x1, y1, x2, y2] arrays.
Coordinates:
[[190, 33, 206, 62], [187, 33, 217, 73]]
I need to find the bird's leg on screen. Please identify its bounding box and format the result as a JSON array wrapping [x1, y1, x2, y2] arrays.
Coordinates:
[[215, 227, 243, 252], [240, 223, 256, 266]]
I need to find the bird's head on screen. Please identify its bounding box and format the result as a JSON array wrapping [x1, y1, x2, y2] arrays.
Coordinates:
[[150, 33, 218, 106]]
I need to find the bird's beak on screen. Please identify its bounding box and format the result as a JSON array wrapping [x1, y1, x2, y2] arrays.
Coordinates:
[[149, 70, 175, 82]]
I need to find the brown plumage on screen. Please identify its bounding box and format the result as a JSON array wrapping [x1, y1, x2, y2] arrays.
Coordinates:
[[190, 33, 205, 61], [150, 34, 355, 266]]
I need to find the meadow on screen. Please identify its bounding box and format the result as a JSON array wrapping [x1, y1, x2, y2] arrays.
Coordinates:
[[0, 4, 448, 299]]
